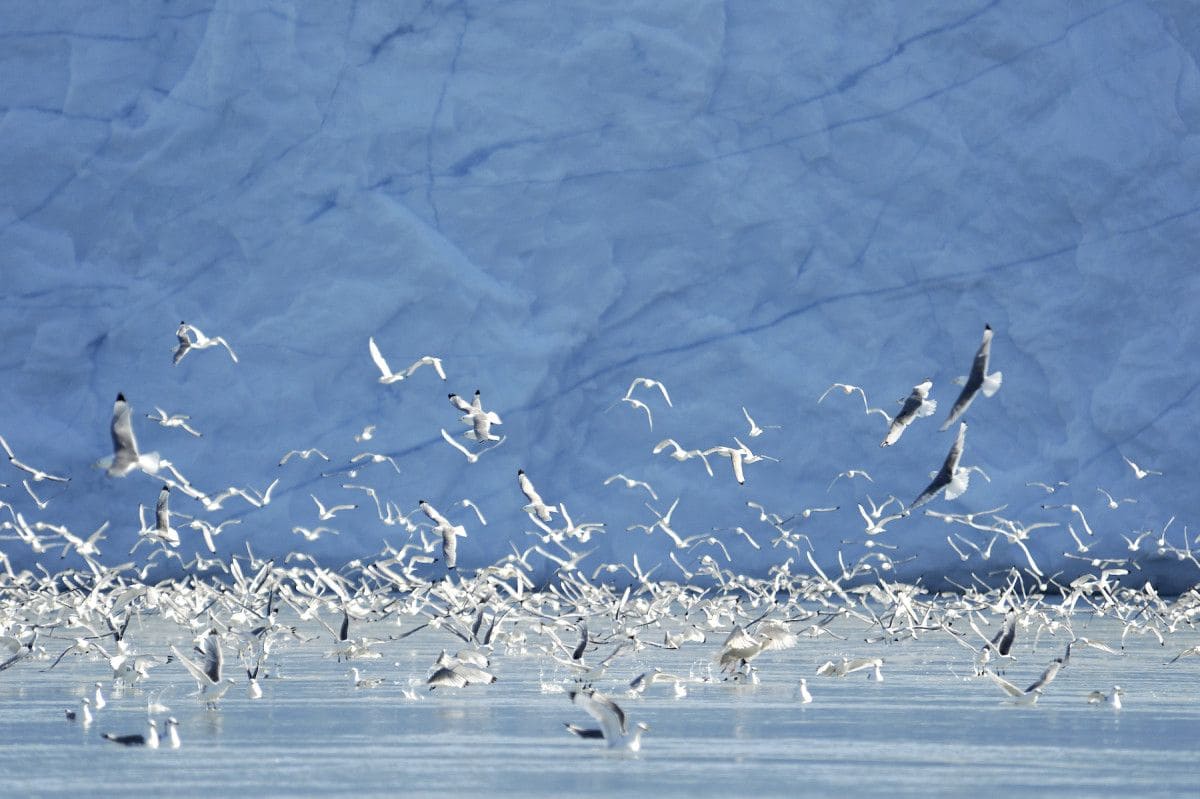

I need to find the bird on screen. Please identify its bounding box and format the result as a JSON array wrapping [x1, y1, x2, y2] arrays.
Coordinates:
[[818, 382, 872, 412], [742, 406, 781, 438], [0, 433, 70, 483], [368, 337, 446, 383], [797, 678, 813, 704], [97, 393, 161, 477], [564, 687, 649, 751], [619, 397, 655, 430], [278, 448, 329, 465], [419, 500, 467, 569], [164, 717, 181, 749], [982, 670, 1043, 705], [145, 407, 202, 438], [170, 630, 234, 707], [623, 377, 672, 408], [904, 422, 970, 514], [439, 427, 486, 463], [293, 526, 339, 541], [652, 438, 714, 476], [518, 470, 558, 522], [880, 379, 936, 447], [349, 667, 384, 689], [1087, 686, 1124, 710], [312, 494, 357, 520], [940, 324, 1002, 430], [174, 321, 238, 365], [64, 697, 92, 725], [103, 719, 159, 748], [828, 469, 873, 491], [603, 473, 658, 501], [1097, 488, 1137, 509], [1122, 455, 1162, 480]]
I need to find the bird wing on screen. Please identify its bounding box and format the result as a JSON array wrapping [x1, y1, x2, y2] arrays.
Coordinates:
[[570, 688, 627, 737], [368, 337, 392, 378], [984, 670, 1025, 697], [201, 632, 223, 684]]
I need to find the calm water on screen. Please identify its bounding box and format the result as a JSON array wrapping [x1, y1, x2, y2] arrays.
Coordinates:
[[3, 613, 1198, 798]]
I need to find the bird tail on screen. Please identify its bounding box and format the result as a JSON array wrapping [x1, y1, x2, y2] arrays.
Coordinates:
[[981, 371, 1003, 398]]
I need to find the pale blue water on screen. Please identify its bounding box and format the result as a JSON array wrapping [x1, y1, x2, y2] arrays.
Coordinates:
[[3, 613, 1198, 798]]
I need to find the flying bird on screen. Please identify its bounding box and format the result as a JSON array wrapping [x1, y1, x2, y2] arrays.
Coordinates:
[[1121, 455, 1162, 480], [173, 321, 238, 365], [97, 394, 161, 477], [940, 324, 1002, 430], [368, 337, 446, 383], [904, 422, 970, 514], [880, 379, 936, 447]]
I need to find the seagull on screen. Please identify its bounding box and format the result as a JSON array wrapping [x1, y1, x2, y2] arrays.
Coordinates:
[[982, 670, 1043, 705], [652, 439, 714, 477], [165, 717, 181, 749], [355, 425, 376, 443], [623, 377, 672, 408], [880, 379, 936, 447], [828, 469, 873, 491], [1087, 686, 1124, 710], [368, 337, 447, 383], [145, 407, 202, 438], [64, 697, 93, 725], [349, 667, 384, 689], [174, 321, 238, 365], [278, 448, 329, 466], [170, 630, 234, 707], [940, 324, 1002, 430], [0, 432, 70, 483], [439, 427, 481, 463], [103, 719, 159, 748], [603, 473, 658, 501], [1097, 488, 1137, 509], [1122, 455, 1162, 480], [619, 397, 655, 430], [742, 406, 781, 438], [518, 470, 558, 522], [564, 687, 649, 752], [797, 678, 813, 704], [419, 500, 467, 569], [312, 494, 357, 520], [818, 382, 872, 412], [293, 526, 339, 541], [350, 451, 402, 474], [97, 393, 161, 477], [904, 422, 970, 515]]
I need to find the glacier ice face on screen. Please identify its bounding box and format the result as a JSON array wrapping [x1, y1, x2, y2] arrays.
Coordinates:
[[1, 1, 1198, 589]]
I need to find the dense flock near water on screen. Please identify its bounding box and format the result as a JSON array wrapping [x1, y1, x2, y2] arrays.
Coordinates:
[[3, 325, 1200, 796], [5, 1, 1200, 794]]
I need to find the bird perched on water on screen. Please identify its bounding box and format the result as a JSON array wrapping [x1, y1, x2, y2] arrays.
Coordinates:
[[940, 324, 1002, 430], [103, 719, 159, 748], [97, 394, 161, 477], [904, 422, 970, 515], [880, 379, 936, 447], [564, 687, 649, 751], [1087, 685, 1124, 710]]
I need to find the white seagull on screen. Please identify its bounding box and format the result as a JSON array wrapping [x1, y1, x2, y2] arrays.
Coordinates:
[[368, 337, 447, 383], [564, 687, 649, 752], [145, 407, 202, 438], [880, 379, 936, 447], [940, 324, 1002, 430], [174, 321, 238, 365], [97, 393, 161, 477], [518, 469, 557, 522], [1122, 455, 1162, 480], [904, 422, 970, 515]]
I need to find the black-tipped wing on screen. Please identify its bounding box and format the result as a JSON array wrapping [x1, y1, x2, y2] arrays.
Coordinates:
[[110, 394, 140, 472], [941, 326, 993, 430]]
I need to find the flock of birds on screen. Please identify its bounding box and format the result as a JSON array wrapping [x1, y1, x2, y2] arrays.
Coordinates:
[[1, 321, 1197, 755]]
